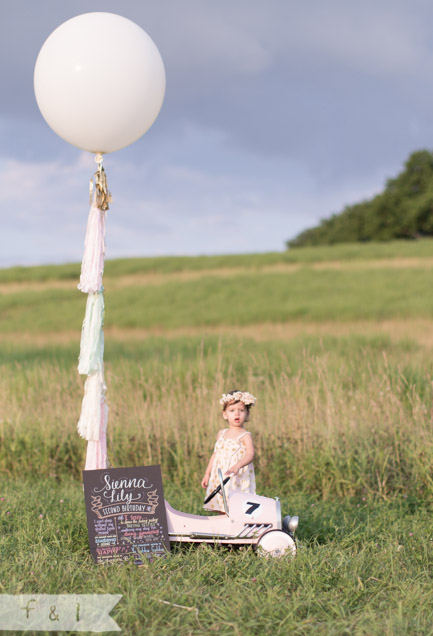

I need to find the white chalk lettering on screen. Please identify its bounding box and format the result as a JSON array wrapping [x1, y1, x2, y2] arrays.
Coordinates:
[[93, 474, 153, 506]]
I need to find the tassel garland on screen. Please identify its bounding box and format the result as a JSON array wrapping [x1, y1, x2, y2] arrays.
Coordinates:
[[77, 156, 111, 470]]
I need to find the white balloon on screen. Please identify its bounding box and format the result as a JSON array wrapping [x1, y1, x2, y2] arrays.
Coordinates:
[[34, 12, 166, 154]]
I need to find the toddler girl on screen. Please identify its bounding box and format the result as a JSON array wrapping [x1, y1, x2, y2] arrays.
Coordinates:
[[201, 389, 256, 513]]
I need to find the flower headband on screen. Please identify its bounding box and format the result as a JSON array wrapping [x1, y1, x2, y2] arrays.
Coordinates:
[[219, 391, 257, 407]]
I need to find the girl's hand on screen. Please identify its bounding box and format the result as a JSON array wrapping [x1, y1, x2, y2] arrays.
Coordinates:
[[201, 474, 209, 488], [225, 465, 239, 476]]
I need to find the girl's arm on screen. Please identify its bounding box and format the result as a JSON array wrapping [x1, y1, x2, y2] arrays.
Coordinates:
[[201, 429, 224, 488], [201, 452, 215, 488], [225, 433, 254, 476]]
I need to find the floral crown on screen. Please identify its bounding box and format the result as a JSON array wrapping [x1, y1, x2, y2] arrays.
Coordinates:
[[219, 391, 257, 407]]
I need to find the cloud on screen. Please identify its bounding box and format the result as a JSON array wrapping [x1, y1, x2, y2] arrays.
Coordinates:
[[282, 2, 426, 77], [156, 1, 273, 76], [0, 153, 92, 213], [0, 119, 388, 266]]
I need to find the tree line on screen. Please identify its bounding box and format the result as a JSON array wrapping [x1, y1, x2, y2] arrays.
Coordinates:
[[287, 150, 433, 247]]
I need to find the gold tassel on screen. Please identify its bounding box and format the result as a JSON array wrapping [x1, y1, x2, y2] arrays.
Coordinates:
[[92, 154, 112, 211]]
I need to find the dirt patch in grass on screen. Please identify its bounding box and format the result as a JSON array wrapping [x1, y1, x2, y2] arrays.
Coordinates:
[[1, 318, 431, 347], [2, 258, 433, 293]]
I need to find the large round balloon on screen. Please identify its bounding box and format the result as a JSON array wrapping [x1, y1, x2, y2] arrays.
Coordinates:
[[34, 12, 166, 154]]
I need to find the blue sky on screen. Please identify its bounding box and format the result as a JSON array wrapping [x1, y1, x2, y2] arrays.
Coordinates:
[[1, 0, 433, 266]]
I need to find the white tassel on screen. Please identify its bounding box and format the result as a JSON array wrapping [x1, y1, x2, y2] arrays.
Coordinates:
[[77, 371, 107, 441], [84, 400, 108, 470], [78, 194, 106, 294], [78, 292, 104, 375]]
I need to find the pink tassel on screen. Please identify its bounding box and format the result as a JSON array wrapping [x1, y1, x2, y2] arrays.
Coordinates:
[[79, 370, 108, 470], [78, 194, 106, 294]]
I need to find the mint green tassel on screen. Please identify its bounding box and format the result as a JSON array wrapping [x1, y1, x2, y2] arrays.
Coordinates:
[[78, 292, 104, 375]]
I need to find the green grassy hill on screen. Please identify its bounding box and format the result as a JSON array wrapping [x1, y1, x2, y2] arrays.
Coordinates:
[[2, 239, 433, 335], [2, 238, 433, 283]]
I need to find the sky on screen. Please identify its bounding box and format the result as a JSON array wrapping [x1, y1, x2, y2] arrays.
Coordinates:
[[1, 0, 433, 267]]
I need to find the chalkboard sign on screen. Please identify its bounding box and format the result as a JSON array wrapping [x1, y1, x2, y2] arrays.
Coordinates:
[[83, 465, 170, 565]]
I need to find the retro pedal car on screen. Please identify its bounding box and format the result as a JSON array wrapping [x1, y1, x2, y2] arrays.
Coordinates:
[[165, 469, 298, 557]]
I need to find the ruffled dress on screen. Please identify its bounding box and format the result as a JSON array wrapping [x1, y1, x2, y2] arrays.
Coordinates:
[[204, 429, 256, 513]]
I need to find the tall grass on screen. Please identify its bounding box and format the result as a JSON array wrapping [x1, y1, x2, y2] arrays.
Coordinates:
[[1, 335, 432, 498]]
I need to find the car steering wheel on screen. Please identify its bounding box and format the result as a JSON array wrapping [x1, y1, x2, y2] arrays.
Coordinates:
[[203, 475, 231, 504]]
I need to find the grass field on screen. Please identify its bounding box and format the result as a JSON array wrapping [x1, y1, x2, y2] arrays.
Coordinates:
[[2, 240, 433, 634], [2, 480, 433, 635]]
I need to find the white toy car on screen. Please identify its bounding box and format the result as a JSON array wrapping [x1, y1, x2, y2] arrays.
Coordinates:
[[165, 470, 299, 557]]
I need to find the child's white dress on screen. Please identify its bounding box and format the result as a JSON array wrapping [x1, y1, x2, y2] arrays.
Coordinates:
[[204, 429, 256, 513]]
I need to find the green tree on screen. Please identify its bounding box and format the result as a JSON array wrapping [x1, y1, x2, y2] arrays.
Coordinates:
[[287, 150, 433, 247]]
